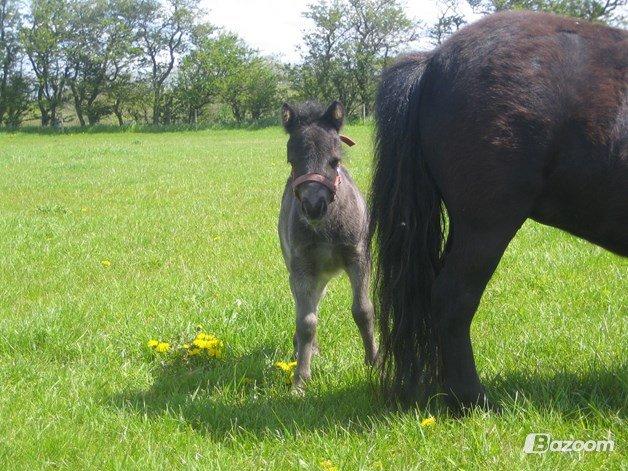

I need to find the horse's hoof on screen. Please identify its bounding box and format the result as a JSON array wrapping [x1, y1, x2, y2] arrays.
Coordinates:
[[290, 384, 306, 397], [444, 390, 499, 416]]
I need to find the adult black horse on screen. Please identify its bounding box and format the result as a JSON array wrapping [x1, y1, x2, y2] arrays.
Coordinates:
[[370, 11, 627, 412]]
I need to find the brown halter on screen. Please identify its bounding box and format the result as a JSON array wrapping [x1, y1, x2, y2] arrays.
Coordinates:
[[291, 134, 355, 202], [292, 170, 342, 201]]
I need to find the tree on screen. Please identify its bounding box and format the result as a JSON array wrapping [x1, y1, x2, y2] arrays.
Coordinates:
[[174, 25, 222, 124], [211, 34, 254, 124], [134, 0, 199, 124], [175, 32, 280, 124], [66, 0, 136, 125], [296, 1, 359, 114], [108, 74, 152, 125], [428, 0, 467, 45], [1, 74, 31, 127], [0, 0, 25, 126], [244, 58, 280, 121], [21, 0, 72, 127], [298, 0, 419, 117], [346, 0, 420, 115], [467, 0, 627, 25]]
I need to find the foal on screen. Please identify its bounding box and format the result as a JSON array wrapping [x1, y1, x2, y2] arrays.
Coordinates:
[[278, 101, 378, 392]]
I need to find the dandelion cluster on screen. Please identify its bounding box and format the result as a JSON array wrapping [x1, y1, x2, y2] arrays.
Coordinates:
[[420, 416, 436, 427], [320, 459, 338, 471], [183, 332, 224, 358], [147, 339, 170, 353], [274, 360, 297, 383], [146, 329, 224, 360]]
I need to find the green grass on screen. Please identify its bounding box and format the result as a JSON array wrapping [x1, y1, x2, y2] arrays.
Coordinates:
[[0, 126, 625, 470]]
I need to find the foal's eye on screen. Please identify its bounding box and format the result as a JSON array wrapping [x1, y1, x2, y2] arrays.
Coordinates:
[[330, 158, 340, 168]]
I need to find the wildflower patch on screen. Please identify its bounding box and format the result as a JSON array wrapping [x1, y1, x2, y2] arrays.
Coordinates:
[[420, 416, 436, 427], [274, 360, 297, 384], [147, 328, 224, 360]]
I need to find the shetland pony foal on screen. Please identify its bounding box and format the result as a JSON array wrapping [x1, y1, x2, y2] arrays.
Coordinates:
[[370, 11, 627, 412], [279, 101, 377, 393]]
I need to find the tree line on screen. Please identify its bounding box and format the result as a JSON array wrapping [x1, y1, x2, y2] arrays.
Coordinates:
[[0, 0, 624, 128]]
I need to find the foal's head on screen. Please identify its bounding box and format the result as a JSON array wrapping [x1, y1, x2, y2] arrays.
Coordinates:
[[282, 101, 347, 221]]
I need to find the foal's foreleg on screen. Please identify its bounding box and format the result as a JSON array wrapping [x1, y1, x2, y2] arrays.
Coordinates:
[[347, 258, 378, 366], [290, 273, 326, 393]]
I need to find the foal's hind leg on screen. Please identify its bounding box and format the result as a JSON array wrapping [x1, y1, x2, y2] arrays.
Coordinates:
[[290, 271, 328, 393], [346, 257, 378, 365], [432, 222, 523, 412]]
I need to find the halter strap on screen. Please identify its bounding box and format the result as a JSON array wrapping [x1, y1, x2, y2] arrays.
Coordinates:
[[290, 135, 353, 202], [292, 169, 341, 201]]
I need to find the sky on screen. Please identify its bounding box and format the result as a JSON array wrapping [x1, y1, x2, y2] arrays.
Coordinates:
[[199, 0, 478, 63]]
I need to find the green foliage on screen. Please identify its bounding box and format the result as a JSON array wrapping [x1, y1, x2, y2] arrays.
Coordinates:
[[20, 0, 73, 126], [428, 0, 468, 45], [134, 0, 200, 124], [175, 33, 280, 124], [66, 0, 136, 126], [0, 0, 28, 127], [1, 73, 31, 126], [3, 0, 626, 128], [468, 0, 626, 24], [296, 0, 419, 116]]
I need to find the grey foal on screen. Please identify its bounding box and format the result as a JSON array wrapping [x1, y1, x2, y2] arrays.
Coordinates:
[[278, 101, 378, 393]]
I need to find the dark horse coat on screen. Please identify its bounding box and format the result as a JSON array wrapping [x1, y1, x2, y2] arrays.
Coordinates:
[[370, 11, 626, 411]]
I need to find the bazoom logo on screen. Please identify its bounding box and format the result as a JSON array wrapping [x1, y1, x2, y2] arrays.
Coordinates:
[[523, 433, 615, 454]]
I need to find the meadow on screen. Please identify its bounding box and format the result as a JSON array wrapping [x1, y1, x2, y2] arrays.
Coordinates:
[[0, 125, 625, 469]]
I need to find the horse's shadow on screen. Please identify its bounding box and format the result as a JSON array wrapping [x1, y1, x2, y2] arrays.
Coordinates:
[[485, 364, 627, 418], [110, 348, 626, 438], [111, 345, 389, 438]]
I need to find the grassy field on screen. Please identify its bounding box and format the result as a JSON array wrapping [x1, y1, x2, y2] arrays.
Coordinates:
[[0, 125, 625, 469]]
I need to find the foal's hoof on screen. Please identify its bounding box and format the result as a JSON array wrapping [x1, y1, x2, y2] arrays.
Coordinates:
[[365, 350, 379, 367], [290, 383, 306, 397]]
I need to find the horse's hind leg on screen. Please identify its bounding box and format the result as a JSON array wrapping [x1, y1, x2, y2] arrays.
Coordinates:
[[290, 271, 327, 393], [432, 222, 523, 412], [346, 257, 378, 366]]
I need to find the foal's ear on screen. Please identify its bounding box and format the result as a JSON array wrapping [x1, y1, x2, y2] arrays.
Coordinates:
[[281, 103, 296, 132], [322, 101, 344, 131]]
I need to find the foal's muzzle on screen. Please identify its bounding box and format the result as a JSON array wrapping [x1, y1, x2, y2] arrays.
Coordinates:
[[292, 170, 341, 221]]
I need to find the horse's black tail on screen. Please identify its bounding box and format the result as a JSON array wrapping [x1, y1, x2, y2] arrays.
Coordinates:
[[370, 53, 446, 406]]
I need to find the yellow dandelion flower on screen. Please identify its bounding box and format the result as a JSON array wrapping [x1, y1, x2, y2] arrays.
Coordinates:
[[101, 259, 111, 268], [155, 342, 170, 353], [274, 360, 297, 373], [320, 459, 338, 471], [420, 416, 436, 427], [147, 339, 159, 348]]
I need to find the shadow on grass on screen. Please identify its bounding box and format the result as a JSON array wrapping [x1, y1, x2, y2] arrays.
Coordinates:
[[111, 347, 626, 438], [487, 363, 627, 418], [111, 345, 390, 438]]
